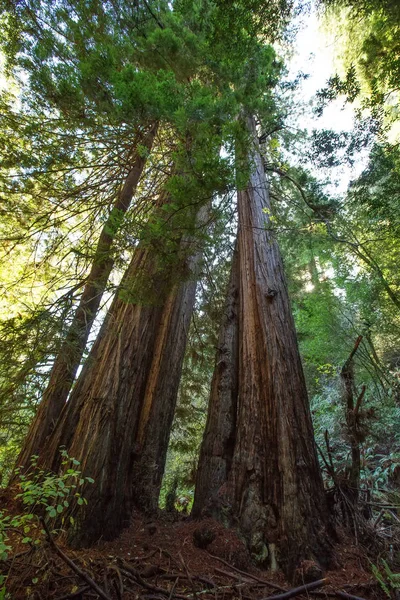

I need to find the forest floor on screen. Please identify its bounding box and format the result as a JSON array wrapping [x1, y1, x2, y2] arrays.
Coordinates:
[[2, 507, 387, 600]]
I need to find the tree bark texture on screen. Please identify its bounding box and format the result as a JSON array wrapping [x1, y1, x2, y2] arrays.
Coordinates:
[[13, 122, 158, 476], [194, 116, 331, 578], [39, 203, 206, 547], [192, 247, 239, 518]]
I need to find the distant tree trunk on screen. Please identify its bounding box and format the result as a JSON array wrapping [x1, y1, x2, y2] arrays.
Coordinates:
[[13, 122, 158, 476], [341, 335, 364, 502], [308, 254, 320, 289], [39, 202, 205, 547], [194, 115, 331, 579], [192, 247, 239, 518]]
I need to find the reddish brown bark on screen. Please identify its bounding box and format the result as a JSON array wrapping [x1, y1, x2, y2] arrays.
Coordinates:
[[13, 123, 158, 475], [39, 202, 205, 547], [192, 247, 239, 519], [194, 116, 331, 578]]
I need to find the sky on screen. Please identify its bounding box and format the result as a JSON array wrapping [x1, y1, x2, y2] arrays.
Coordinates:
[[285, 3, 369, 194], [289, 9, 353, 128]]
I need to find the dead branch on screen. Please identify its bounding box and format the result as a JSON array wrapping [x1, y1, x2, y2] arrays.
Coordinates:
[[354, 386, 366, 417], [178, 551, 197, 599], [261, 579, 327, 600], [341, 337, 364, 497], [334, 591, 368, 600], [311, 592, 367, 600], [310, 592, 368, 600], [40, 518, 111, 600], [119, 562, 188, 600], [214, 567, 256, 583], [373, 508, 385, 528], [208, 554, 286, 592], [168, 576, 179, 600], [341, 336, 363, 375], [162, 572, 216, 589], [108, 564, 124, 599], [316, 443, 336, 480], [324, 430, 335, 475], [54, 587, 90, 600]]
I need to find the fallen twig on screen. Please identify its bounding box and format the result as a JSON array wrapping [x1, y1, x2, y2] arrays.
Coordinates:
[[40, 518, 112, 600], [342, 582, 376, 589], [178, 551, 197, 599], [388, 509, 400, 524], [208, 553, 286, 592], [312, 589, 369, 600], [168, 576, 179, 600], [120, 563, 188, 599], [109, 564, 124, 599], [373, 508, 385, 528], [54, 587, 90, 600], [213, 566, 278, 589], [214, 567, 255, 583], [162, 572, 216, 589], [131, 548, 159, 562], [334, 591, 368, 600], [8, 547, 35, 561], [261, 578, 327, 600]]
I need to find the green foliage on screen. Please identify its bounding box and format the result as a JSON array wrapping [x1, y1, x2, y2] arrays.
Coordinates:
[[318, 0, 400, 130], [307, 119, 378, 167], [372, 559, 400, 598], [0, 451, 93, 562], [1, 2, 400, 580], [0, 0, 287, 472], [161, 214, 234, 503], [260, 121, 400, 500], [164, 475, 179, 513]]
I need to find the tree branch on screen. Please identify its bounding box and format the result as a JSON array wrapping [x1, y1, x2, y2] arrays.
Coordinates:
[[40, 518, 111, 600], [261, 579, 327, 600]]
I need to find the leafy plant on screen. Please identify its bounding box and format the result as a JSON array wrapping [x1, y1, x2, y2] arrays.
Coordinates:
[[0, 450, 93, 561], [371, 559, 400, 598], [0, 575, 6, 600]]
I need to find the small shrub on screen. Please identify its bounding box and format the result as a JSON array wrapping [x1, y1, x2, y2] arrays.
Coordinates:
[[372, 559, 400, 598], [0, 450, 94, 594]]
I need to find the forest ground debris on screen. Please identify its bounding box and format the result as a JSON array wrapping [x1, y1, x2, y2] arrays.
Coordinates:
[[1, 512, 383, 599]]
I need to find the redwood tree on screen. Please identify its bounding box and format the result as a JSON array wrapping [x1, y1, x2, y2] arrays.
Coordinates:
[[192, 247, 239, 515], [38, 195, 207, 546], [12, 122, 158, 476], [193, 116, 331, 578]]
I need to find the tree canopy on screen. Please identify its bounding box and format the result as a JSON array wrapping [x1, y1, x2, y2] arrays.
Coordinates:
[[1, 0, 400, 596]]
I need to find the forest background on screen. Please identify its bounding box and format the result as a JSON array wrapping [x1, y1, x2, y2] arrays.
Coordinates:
[[0, 0, 400, 591]]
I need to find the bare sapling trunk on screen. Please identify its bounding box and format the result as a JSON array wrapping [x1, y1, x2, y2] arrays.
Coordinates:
[[194, 116, 331, 579], [13, 123, 158, 476], [341, 335, 365, 503], [39, 201, 206, 547]]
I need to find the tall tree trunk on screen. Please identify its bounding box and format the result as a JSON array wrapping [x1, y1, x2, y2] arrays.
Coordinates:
[[192, 247, 239, 518], [194, 116, 331, 579], [13, 122, 158, 475], [39, 203, 205, 547]]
